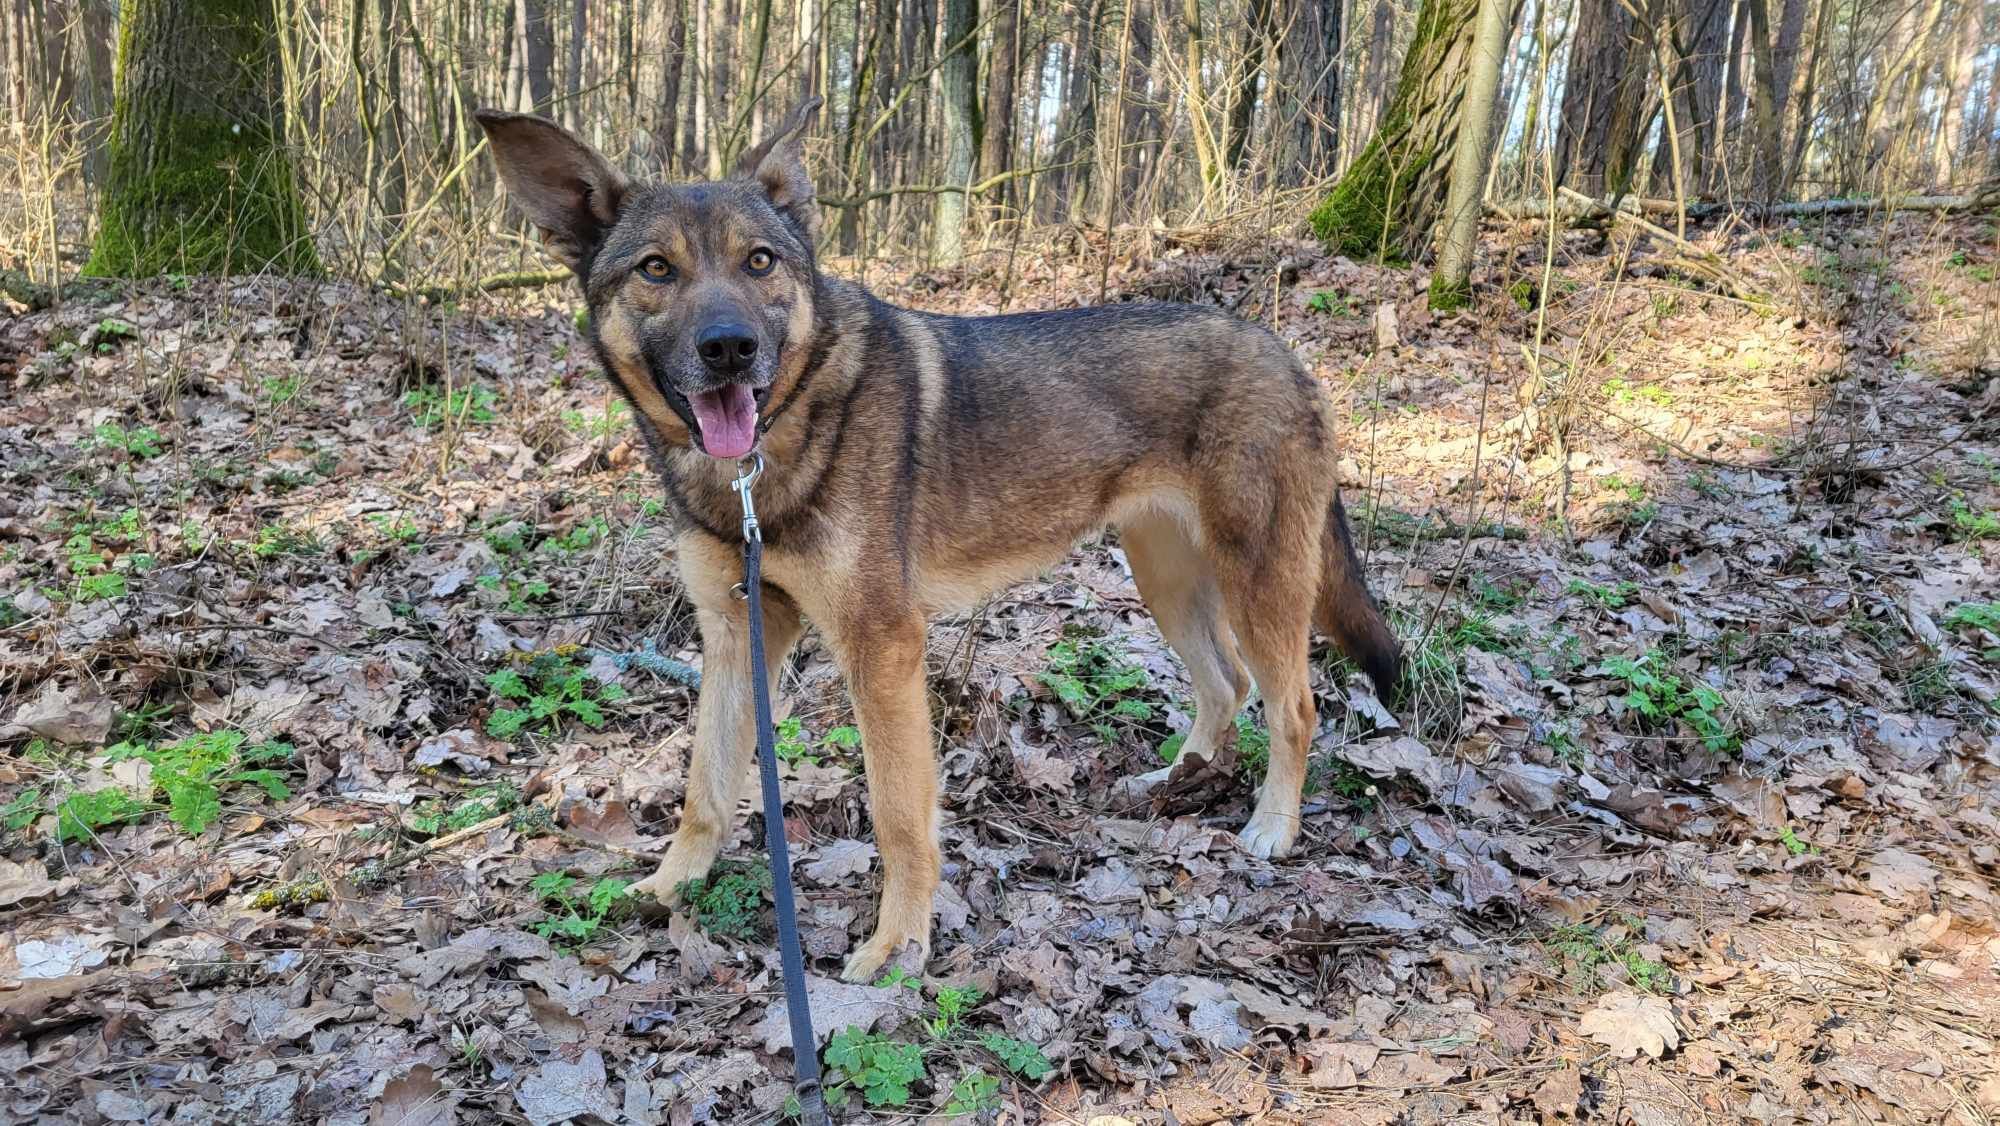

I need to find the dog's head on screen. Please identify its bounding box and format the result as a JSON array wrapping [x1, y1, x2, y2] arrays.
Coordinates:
[[474, 99, 823, 461]]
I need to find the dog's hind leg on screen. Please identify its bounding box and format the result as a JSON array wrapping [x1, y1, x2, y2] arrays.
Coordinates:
[[1206, 496, 1322, 860], [633, 537, 805, 907], [1121, 513, 1249, 780]]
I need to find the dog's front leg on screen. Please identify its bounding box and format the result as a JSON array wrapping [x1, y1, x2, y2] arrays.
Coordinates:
[[833, 614, 940, 983], [633, 536, 803, 907]]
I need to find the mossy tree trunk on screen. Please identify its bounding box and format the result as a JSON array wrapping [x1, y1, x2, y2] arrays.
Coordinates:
[[1308, 0, 1480, 262], [1428, 0, 1512, 310], [84, 0, 318, 277]]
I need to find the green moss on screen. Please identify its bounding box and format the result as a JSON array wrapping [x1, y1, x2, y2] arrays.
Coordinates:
[[1309, 141, 1435, 261], [1427, 273, 1470, 311], [83, 0, 318, 277]]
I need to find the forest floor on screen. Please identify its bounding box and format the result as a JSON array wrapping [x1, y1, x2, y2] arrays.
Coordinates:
[[2, 210, 1999, 1125]]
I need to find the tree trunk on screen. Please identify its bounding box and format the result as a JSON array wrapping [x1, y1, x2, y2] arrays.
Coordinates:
[[516, 0, 555, 111], [565, 0, 587, 129], [657, 0, 686, 171], [378, 0, 408, 218], [1179, 0, 1222, 198], [1932, 0, 1978, 182], [1736, 0, 1782, 200], [1309, 0, 1481, 260], [981, 0, 1020, 213], [1554, 0, 1651, 195], [931, 0, 977, 263], [85, 0, 317, 276], [1223, 0, 1276, 171], [1280, 0, 1341, 182], [1428, 0, 1509, 308]]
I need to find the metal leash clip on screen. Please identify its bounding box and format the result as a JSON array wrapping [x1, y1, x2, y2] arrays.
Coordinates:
[[731, 455, 765, 601], [733, 454, 764, 543]]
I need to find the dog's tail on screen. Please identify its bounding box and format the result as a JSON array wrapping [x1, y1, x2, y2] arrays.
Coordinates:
[[1315, 494, 1402, 699]]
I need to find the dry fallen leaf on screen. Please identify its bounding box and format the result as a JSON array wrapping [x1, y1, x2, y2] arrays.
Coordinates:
[[370, 1065, 454, 1126], [1579, 991, 1680, 1059]]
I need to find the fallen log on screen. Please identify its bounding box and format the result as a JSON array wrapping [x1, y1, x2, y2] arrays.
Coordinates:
[[1491, 193, 1979, 222]]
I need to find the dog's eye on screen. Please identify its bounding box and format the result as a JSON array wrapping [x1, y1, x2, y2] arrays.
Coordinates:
[[639, 256, 675, 282], [746, 249, 776, 275]]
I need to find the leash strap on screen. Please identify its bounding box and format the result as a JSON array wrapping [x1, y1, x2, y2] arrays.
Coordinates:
[[735, 457, 831, 1126]]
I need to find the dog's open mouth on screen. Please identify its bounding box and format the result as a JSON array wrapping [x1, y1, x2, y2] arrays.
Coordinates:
[[687, 383, 761, 460]]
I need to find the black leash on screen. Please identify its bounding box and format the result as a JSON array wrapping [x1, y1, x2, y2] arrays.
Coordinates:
[[732, 455, 832, 1126]]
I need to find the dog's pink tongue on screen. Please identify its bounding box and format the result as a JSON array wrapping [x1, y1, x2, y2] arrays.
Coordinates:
[[689, 384, 758, 459]]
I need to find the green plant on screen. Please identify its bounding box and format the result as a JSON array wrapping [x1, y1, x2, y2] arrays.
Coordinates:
[[1777, 825, 1811, 857], [1568, 578, 1639, 611], [55, 788, 149, 843], [103, 731, 296, 834], [978, 1033, 1054, 1080], [563, 398, 630, 439], [675, 862, 771, 940], [89, 318, 139, 351], [1545, 920, 1671, 994], [1602, 651, 1738, 753], [1602, 379, 1673, 407], [90, 423, 164, 459], [476, 571, 553, 613], [1947, 498, 2000, 541], [1305, 289, 1359, 316], [547, 516, 610, 553], [248, 522, 322, 559], [775, 715, 816, 764], [944, 1069, 1002, 1115], [367, 513, 423, 544], [929, 985, 983, 1038], [484, 653, 627, 738], [1902, 657, 1958, 710], [2, 788, 43, 833], [404, 384, 499, 429], [408, 781, 522, 835], [261, 374, 306, 405], [1038, 629, 1161, 741], [825, 1027, 927, 1108], [1945, 602, 2000, 662], [528, 871, 632, 944]]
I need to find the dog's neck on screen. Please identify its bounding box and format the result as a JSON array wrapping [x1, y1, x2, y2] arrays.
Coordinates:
[[642, 274, 878, 550]]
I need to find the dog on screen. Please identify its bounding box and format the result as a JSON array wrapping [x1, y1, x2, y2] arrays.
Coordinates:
[[474, 98, 1401, 983]]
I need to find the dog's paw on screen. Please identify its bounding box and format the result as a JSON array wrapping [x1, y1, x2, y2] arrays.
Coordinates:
[[1238, 809, 1299, 859], [840, 931, 928, 985], [628, 844, 718, 908]]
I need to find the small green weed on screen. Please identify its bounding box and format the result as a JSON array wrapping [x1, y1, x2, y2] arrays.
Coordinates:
[[485, 653, 627, 738], [825, 1028, 927, 1108], [1602, 651, 1737, 753], [928, 984, 983, 1038], [1602, 379, 1673, 407], [1568, 578, 1639, 611], [261, 374, 306, 406], [54, 732, 294, 841], [247, 522, 323, 559], [55, 788, 150, 842], [1305, 290, 1359, 316], [676, 861, 771, 940], [404, 385, 499, 429], [476, 571, 552, 613], [562, 398, 630, 439], [1038, 629, 1161, 741], [1777, 825, 1812, 856], [528, 871, 632, 945], [979, 1032, 1054, 1080], [2, 788, 44, 833], [89, 423, 164, 459], [944, 1069, 1002, 1115], [1158, 714, 1268, 780], [89, 317, 138, 351], [1545, 920, 1671, 993], [1947, 497, 2000, 541], [408, 780, 522, 835]]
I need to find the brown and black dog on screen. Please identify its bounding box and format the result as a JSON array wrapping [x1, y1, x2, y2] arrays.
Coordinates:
[[475, 98, 1400, 982]]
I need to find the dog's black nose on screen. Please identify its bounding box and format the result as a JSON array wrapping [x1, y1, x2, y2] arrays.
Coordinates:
[[696, 323, 758, 374]]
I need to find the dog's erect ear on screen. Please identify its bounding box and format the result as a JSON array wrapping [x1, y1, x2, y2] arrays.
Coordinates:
[[733, 96, 822, 241], [474, 109, 629, 275]]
